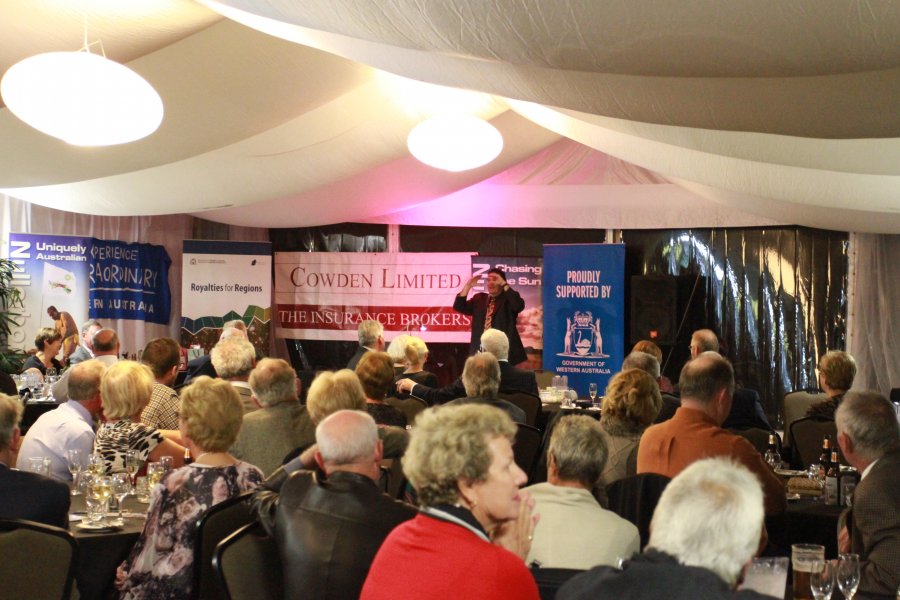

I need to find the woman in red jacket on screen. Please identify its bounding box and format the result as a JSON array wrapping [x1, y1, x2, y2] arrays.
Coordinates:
[[361, 403, 539, 599]]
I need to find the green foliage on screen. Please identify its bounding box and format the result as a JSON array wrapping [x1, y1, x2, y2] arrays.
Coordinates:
[[0, 258, 25, 374]]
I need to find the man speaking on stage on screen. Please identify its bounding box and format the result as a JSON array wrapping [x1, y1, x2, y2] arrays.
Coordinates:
[[453, 267, 527, 366]]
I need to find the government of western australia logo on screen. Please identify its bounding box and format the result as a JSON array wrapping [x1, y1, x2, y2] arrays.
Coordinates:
[[559, 311, 608, 358]]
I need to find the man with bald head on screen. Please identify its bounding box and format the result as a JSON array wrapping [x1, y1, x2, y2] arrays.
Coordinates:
[[258, 410, 416, 599], [638, 352, 785, 516], [52, 328, 120, 402]]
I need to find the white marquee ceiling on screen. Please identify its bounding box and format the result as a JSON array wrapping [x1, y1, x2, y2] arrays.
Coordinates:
[[0, 0, 898, 232]]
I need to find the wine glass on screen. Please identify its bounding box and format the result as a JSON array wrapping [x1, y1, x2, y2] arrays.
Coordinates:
[[66, 449, 84, 495], [111, 473, 131, 522], [810, 560, 835, 600], [89, 476, 113, 525], [837, 553, 860, 600], [146, 461, 165, 488], [124, 450, 140, 487], [588, 383, 599, 408], [88, 452, 105, 476]]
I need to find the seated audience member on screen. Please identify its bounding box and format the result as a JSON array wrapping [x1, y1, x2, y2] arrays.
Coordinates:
[[807, 350, 857, 419], [386, 333, 411, 376], [525, 415, 639, 570], [0, 393, 69, 528], [397, 329, 537, 406], [116, 377, 263, 600], [230, 358, 315, 476], [68, 319, 103, 365], [348, 319, 385, 371], [21, 327, 63, 376], [835, 391, 900, 594], [182, 320, 248, 385], [598, 368, 662, 493], [257, 410, 416, 599], [17, 359, 106, 480], [94, 361, 185, 474], [361, 404, 540, 600], [210, 336, 257, 413], [621, 350, 677, 424], [637, 352, 785, 516], [447, 353, 526, 424], [140, 337, 182, 430], [52, 327, 120, 401], [392, 335, 438, 399], [632, 340, 674, 393], [558, 458, 772, 600], [357, 351, 407, 427]]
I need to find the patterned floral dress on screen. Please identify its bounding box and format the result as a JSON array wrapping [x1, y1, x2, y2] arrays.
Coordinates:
[[117, 462, 263, 600]]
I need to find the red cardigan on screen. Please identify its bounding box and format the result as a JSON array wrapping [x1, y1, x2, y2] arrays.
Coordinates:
[[361, 512, 539, 600]]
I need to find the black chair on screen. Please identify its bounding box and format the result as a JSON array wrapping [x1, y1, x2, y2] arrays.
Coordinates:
[[531, 567, 585, 600], [782, 390, 826, 447], [501, 391, 542, 428], [193, 492, 256, 600], [789, 416, 839, 469], [514, 423, 544, 484], [606, 473, 671, 550], [385, 395, 428, 426], [728, 426, 780, 455], [379, 457, 408, 500], [213, 521, 282, 600], [0, 519, 78, 600]]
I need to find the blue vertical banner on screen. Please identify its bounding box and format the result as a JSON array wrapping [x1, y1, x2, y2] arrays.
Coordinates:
[[88, 240, 171, 324], [542, 244, 625, 397]]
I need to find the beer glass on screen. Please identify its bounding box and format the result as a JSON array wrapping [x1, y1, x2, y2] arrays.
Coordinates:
[[792, 543, 825, 600]]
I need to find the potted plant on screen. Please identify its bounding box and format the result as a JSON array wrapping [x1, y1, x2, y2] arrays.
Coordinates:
[[0, 257, 25, 374]]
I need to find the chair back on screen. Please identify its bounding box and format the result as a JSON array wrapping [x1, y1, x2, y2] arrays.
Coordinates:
[[0, 519, 78, 600], [605, 473, 671, 550], [728, 427, 780, 455], [533, 369, 557, 391], [789, 417, 840, 469], [514, 423, 544, 484], [193, 492, 256, 600], [379, 457, 408, 500], [213, 521, 282, 600], [531, 567, 585, 600], [783, 390, 826, 447], [385, 396, 428, 426], [500, 391, 542, 427]]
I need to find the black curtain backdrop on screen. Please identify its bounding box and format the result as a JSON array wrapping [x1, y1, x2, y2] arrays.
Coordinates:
[[270, 225, 847, 420]]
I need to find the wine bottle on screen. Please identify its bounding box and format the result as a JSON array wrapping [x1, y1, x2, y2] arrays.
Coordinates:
[[817, 437, 831, 480], [764, 434, 780, 469], [183, 446, 193, 465], [824, 450, 840, 506]]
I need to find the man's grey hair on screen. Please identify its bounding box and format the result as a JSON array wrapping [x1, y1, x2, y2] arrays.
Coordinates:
[[249, 358, 297, 407], [480, 329, 510, 361], [80, 319, 102, 335], [316, 410, 378, 466], [461, 353, 501, 399], [836, 391, 900, 461], [67, 359, 107, 403], [358, 320, 384, 347], [219, 326, 248, 341], [648, 458, 764, 586], [211, 337, 256, 379], [622, 351, 661, 379], [678, 352, 734, 405], [548, 415, 608, 488]]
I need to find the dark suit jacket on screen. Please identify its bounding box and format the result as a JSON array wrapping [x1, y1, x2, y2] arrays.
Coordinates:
[[447, 395, 527, 424], [410, 362, 538, 406], [722, 388, 772, 431], [182, 353, 217, 385], [346, 346, 369, 371], [653, 393, 681, 424], [0, 464, 70, 528], [850, 448, 900, 595], [256, 470, 416, 600], [453, 288, 527, 365]]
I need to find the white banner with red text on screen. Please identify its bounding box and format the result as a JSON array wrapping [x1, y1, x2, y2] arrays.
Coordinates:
[[275, 252, 476, 342]]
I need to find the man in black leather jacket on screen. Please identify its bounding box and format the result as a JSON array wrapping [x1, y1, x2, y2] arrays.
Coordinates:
[[254, 410, 416, 600]]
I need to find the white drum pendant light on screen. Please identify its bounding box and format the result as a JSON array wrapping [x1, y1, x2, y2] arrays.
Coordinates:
[[407, 115, 503, 172], [1, 48, 163, 146]]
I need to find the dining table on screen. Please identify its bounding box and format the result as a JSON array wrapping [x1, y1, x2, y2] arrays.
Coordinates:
[[69, 490, 148, 600]]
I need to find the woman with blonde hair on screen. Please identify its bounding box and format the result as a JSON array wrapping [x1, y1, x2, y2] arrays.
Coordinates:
[[598, 368, 662, 491], [116, 376, 263, 599], [392, 335, 438, 399], [361, 404, 539, 600], [94, 361, 185, 474], [386, 334, 411, 375]]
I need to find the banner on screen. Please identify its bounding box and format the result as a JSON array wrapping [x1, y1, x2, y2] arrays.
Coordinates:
[[542, 244, 625, 397], [470, 256, 543, 351], [275, 252, 474, 342], [181, 240, 272, 354], [89, 240, 171, 324]]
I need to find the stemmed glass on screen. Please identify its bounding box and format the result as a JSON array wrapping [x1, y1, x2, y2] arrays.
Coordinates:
[[810, 560, 835, 600], [89, 475, 113, 525], [88, 452, 105, 476], [588, 383, 599, 408], [66, 449, 84, 495], [837, 553, 860, 600], [124, 450, 140, 488], [111, 473, 131, 522]]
